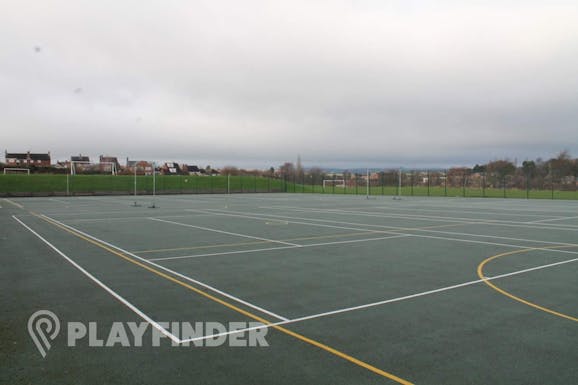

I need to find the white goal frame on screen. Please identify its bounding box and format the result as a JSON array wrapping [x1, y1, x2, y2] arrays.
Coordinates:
[[3, 168, 30, 175], [322, 179, 345, 189], [71, 161, 116, 175]]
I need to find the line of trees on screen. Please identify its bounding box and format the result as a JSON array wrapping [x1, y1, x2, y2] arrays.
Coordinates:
[[273, 151, 578, 191], [466, 151, 578, 190]]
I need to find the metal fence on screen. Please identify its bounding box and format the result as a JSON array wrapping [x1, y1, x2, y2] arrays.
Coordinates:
[[1, 169, 577, 199], [283, 169, 578, 200]]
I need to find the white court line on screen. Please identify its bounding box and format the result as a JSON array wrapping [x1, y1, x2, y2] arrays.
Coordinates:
[[186, 208, 401, 237], [41, 215, 289, 322], [262, 205, 578, 231], [148, 217, 302, 247], [149, 245, 300, 261], [12, 215, 180, 343], [180, 251, 578, 344], [49, 198, 70, 204], [64, 213, 219, 223], [203, 209, 578, 253], [206, 209, 578, 246], [3, 198, 24, 209], [527, 215, 578, 224], [266, 204, 578, 229], [148, 234, 409, 262], [339, 204, 568, 219]]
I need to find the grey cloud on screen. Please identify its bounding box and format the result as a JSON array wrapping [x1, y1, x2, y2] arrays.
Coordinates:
[[1, 0, 578, 169]]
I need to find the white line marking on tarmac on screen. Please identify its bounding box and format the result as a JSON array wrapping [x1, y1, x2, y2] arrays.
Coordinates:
[[148, 217, 302, 247], [4, 199, 24, 209], [201, 208, 578, 253], [148, 234, 409, 262], [527, 215, 578, 224], [180, 252, 578, 343], [262, 205, 578, 231], [42, 215, 290, 322], [12, 215, 180, 343], [205, 209, 578, 247]]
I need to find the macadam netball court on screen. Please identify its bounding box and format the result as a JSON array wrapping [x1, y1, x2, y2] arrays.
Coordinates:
[[2, 194, 577, 384]]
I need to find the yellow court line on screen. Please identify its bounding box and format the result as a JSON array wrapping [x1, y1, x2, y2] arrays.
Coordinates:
[[38, 215, 413, 385], [477, 246, 578, 323]]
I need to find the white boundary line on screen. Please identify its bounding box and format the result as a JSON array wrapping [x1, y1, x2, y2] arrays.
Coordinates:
[[341, 205, 567, 219], [185, 208, 402, 236], [41, 215, 290, 322], [527, 215, 578, 224], [12, 215, 180, 343], [149, 217, 302, 247], [262, 205, 578, 231], [4, 198, 24, 209], [180, 251, 578, 343], [339, 202, 578, 217], [148, 234, 409, 262], [205, 208, 578, 250], [18, 209, 577, 345]]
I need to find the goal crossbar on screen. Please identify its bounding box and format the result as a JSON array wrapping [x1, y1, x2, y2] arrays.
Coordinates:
[[3, 168, 30, 175], [322, 179, 345, 189]]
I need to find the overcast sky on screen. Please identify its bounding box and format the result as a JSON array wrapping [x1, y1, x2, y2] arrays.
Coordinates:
[[1, 0, 577, 169]]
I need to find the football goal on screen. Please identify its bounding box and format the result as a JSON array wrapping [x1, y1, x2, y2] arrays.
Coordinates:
[[71, 161, 117, 175], [322, 179, 345, 190], [3, 168, 30, 175]]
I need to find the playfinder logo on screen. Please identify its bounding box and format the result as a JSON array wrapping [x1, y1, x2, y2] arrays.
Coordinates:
[[28, 310, 269, 358]]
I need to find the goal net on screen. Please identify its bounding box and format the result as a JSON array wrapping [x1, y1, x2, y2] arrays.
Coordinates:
[[71, 161, 117, 175], [322, 179, 345, 189], [3, 168, 30, 175]]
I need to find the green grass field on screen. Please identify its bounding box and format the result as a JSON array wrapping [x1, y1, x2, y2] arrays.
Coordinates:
[[0, 174, 285, 195], [1, 174, 577, 199]]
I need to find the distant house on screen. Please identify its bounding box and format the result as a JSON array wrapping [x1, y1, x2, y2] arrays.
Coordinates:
[[70, 154, 91, 173], [183, 165, 202, 175], [99, 155, 120, 174], [162, 162, 181, 175], [126, 158, 154, 175], [71, 154, 90, 163], [5, 151, 51, 167]]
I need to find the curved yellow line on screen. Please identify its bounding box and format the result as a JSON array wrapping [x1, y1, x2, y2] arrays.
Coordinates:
[[477, 246, 578, 323]]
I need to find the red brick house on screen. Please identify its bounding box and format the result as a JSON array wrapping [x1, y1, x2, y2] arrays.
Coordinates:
[[5, 151, 51, 167]]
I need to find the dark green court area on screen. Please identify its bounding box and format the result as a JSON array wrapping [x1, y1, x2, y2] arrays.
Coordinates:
[[1, 194, 577, 384]]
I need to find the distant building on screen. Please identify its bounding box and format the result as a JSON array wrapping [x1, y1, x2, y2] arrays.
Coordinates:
[[125, 158, 154, 175], [71, 154, 90, 163], [99, 155, 120, 174], [162, 162, 181, 175], [183, 165, 202, 175], [69, 154, 91, 173], [4, 151, 51, 167]]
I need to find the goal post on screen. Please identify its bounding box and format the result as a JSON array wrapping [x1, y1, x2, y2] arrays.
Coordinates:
[[71, 161, 116, 175], [3, 168, 30, 175], [322, 179, 345, 190]]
